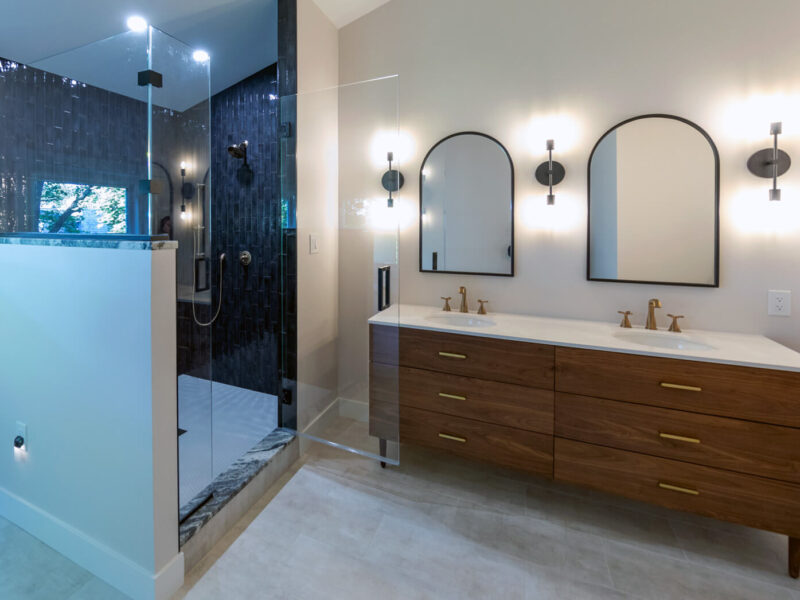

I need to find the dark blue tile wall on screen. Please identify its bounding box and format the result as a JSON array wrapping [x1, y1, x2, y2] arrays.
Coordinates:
[[0, 59, 150, 233], [208, 65, 282, 395]]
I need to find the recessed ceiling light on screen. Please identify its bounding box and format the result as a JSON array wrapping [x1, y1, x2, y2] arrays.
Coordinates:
[[192, 50, 210, 63], [126, 16, 148, 32]]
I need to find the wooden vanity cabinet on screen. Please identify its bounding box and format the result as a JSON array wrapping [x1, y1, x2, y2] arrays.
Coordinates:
[[369, 324, 800, 578]]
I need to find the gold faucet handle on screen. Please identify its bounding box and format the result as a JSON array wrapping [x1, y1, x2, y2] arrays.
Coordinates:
[[440, 296, 452, 312], [667, 314, 684, 333], [477, 300, 489, 315], [617, 310, 633, 328]]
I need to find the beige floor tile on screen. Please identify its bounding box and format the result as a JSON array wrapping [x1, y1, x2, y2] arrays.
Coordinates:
[[181, 418, 800, 600], [604, 539, 795, 600]]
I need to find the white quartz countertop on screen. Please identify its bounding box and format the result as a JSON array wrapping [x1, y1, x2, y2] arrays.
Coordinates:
[[369, 304, 800, 373]]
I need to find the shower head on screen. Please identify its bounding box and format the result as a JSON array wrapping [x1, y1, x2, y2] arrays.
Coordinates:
[[228, 141, 248, 164]]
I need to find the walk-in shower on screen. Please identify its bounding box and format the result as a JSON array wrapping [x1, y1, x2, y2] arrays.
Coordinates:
[[0, 24, 286, 530]]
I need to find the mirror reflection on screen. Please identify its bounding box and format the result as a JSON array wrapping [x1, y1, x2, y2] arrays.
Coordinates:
[[588, 115, 719, 287], [420, 132, 514, 276]]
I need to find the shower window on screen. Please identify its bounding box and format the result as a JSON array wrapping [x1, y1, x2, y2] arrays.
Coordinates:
[[37, 181, 128, 234]]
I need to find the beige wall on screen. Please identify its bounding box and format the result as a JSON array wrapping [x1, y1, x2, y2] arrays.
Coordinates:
[[339, 0, 800, 350], [296, 0, 340, 431]]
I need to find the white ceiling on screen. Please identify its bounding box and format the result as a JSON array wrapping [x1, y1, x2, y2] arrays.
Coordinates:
[[312, 0, 390, 28], [0, 0, 277, 110]]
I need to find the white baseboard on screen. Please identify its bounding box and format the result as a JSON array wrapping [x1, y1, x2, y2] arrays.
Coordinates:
[[0, 485, 183, 600]]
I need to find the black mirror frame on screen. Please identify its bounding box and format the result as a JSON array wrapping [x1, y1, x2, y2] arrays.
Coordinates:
[[418, 131, 515, 277], [587, 114, 720, 288]]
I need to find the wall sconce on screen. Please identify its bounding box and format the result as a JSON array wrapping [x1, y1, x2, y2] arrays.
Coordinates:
[[747, 122, 791, 201], [535, 140, 565, 205], [180, 161, 195, 220], [180, 161, 195, 201], [382, 152, 404, 208]]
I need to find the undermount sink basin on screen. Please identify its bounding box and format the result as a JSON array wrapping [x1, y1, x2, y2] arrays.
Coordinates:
[[613, 329, 715, 351], [425, 312, 496, 328]]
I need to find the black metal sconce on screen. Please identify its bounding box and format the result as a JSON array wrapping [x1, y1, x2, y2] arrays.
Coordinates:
[[14, 435, 24, 449], [179, 161, 196, 219], [180, 162, 195, 203], [535, 139, 565, 205], [747, 122, 791, 201], [382, 152, 404, 208]]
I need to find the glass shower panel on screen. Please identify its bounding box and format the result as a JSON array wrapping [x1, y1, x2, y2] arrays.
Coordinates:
[[148, 28, 214, 510], [16, 31, 152, 235], [280, 75, 402, 465]]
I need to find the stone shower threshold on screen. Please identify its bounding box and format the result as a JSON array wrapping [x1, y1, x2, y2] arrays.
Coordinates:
[[179, 428, 295, 547]]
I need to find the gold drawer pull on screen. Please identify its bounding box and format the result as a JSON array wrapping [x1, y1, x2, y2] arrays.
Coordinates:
[[659, 432, 701, 444], [660, 382, 702, 392], [658, 482, 699, 496], [438, 392, 466, 401], [438, 433, 467, 443], [438, 351, 467, 360]]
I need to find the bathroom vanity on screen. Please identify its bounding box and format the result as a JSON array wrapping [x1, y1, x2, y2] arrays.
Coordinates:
[[369, 305, 800, 578]]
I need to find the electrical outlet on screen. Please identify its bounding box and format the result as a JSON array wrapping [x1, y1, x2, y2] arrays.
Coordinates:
[[768, 290, 791, 316]]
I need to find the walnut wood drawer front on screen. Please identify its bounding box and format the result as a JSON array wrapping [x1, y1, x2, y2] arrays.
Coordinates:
[[369, 361, 399, 442], [399, 328, 554, 388], [555, 393, 800, 484], [401, 406, 553, 477], [555, 347, 800, 428], [400, 367, 553, 435], [555, 438, 800, 537]]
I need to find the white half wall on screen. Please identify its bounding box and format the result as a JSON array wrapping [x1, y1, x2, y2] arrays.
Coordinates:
[[0, 243, 182, 600], [339, 0, 800, 352]]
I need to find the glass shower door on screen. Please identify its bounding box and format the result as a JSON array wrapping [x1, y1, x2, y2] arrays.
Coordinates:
[[147, 28, 214, 512], [279, 75, 402, 465]]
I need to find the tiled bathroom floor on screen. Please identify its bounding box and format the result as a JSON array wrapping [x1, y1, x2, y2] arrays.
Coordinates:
[[179, 375, 278, 507], [0, 516, 131, 600], [180, 417, 800, 600]]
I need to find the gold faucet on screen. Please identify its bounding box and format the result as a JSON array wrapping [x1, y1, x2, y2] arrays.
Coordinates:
[[645, 298, 662, 330], [458, 286, 468, 313], [667, 314, 684, 333], [477, 300, 489, 315]]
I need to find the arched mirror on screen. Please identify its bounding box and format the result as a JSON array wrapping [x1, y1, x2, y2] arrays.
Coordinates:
[[588, 115, 719, 287], [419, 132, 514, 276]]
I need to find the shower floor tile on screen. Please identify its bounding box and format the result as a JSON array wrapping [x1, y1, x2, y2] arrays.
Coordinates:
[[179, 375, 278, 508]]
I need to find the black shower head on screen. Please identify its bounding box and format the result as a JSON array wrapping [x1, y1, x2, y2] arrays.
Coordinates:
[[228, 141, 248, 163]]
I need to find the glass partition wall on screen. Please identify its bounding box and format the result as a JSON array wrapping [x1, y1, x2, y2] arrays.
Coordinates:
[[280, 75, 402, 465], [21, 28, 219, 512], [3, 27, 285, 519]]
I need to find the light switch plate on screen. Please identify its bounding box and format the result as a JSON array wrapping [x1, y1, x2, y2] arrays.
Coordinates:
[[768, 290, 791, 316], [309, 234, 319, 255]]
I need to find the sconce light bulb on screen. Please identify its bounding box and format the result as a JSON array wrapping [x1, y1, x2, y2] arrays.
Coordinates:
[[770, 188, 781, 201], [180, 203, 186, 213], [387, 197, 394, 208], [547, 194, 555, 206]]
